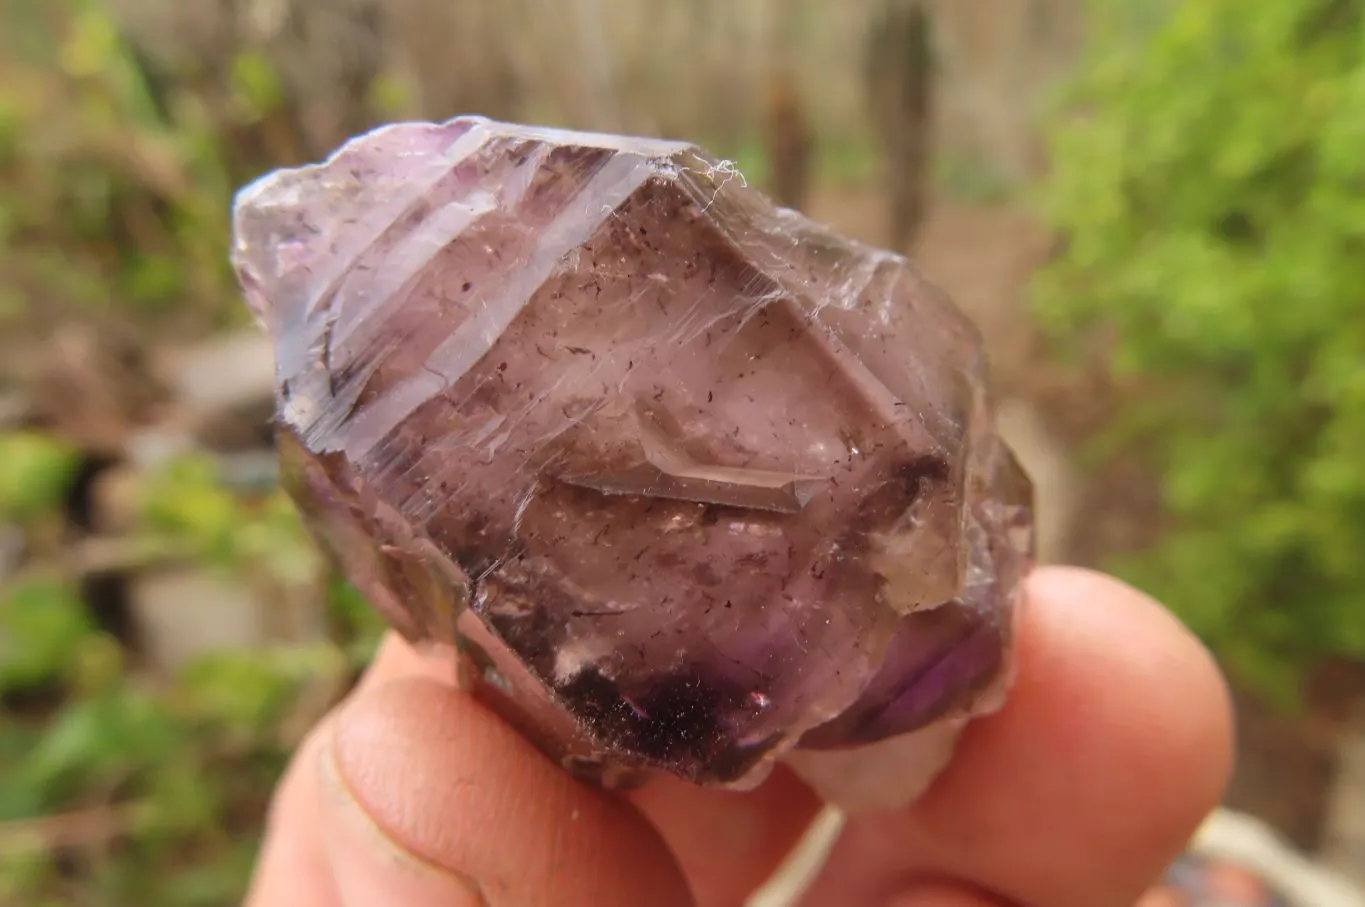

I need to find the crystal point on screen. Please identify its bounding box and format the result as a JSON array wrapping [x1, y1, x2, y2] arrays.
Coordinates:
[[233, 116, 1035, 807]]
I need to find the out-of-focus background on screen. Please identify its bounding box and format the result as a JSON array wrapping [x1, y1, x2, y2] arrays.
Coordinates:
[[0, 0, 1362, 903]]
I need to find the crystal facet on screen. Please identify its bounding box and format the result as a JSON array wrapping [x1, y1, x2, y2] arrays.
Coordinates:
[[231, 116, 1035, 804]]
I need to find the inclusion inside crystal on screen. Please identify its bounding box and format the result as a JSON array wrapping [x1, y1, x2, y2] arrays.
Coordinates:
[[231, 116, 1035, 790]]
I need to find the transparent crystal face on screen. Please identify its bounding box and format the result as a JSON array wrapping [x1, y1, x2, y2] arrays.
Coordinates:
[[234, 116, 1035, 787]]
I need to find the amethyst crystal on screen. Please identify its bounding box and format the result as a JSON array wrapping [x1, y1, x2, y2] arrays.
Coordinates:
[[231, 117, 1033, 806]]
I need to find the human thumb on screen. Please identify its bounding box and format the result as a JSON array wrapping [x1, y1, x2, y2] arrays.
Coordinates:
[[315, 683, 491, 907], [314, 673, 694, 907]]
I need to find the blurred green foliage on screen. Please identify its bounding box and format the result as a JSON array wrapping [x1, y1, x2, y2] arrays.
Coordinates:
[[0, 437, 384, 906], [0, 0, 263, 334], [0, 433, 83, 527], [0, 5, 390, 902], [1034, 0, 1365, 700]]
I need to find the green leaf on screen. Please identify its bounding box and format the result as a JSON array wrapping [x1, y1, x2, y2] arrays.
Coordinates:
[[0, 432, 82, 524]]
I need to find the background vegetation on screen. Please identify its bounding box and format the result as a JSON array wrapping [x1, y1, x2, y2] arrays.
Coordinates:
[[0, 0, 1362, 903], [1034, 0, 1365, 700], [1, 3, 386, 902]]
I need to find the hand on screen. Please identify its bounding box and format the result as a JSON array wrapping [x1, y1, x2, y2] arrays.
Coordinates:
[[244, 567, 1233, 907]]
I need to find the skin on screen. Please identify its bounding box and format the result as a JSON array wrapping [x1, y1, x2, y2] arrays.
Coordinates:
[[245, 567, 1235, 907]]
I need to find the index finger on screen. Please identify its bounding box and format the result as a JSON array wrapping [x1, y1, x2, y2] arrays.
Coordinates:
[[797, 567, 1235, 907]]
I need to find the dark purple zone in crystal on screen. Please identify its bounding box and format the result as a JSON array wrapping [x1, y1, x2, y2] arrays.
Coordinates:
[[233, 116, 1035, 786]]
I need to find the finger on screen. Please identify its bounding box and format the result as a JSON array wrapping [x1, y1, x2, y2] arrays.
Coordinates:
[[627, 767, 822, 907], [243, 633, 443, 907], [799, 567, 1234, 907], [887, 882, 1015, 907], [373, 632, 828, 905], [244, 719, 340, 907], [354, 632, 455, 691], [319, 671, 694, 907], [246, 634, 692, 906]]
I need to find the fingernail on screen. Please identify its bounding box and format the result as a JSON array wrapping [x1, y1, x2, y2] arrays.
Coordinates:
[[316, 729, 489, 907]]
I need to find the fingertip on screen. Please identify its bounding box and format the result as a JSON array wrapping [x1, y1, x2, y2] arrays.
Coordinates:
[[925, 564, 1234, 903], [353, 632, 456, 692], [243, 721, 342, 907], [325, 674, 693, 907], [800, 566, 1235, 907], [629, 767, 822, 907], [885, 882, 1014, 907], [1022, 565, 1236, 817]]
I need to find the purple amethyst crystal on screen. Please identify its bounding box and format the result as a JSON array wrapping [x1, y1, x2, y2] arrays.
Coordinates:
[[231, 116, 1034, 803]]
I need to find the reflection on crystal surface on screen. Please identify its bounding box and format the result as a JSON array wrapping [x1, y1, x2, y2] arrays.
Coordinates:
[[233, 116, 1035, 792]]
